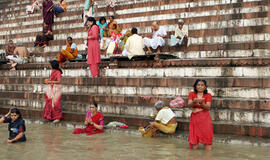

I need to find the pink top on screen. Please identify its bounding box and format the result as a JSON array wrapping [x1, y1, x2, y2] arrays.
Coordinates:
[[87, 25, 101, 65]]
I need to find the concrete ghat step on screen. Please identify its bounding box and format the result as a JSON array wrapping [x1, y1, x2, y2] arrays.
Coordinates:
[[0, 0, 265, 22], [0, 106, 270, 138], [1, 57, 270, 69], [0, 91, 269, 111], [0, 66, 269, 77], [1, 97, 270, 124], [1, 76, 269, 88], [0, 83, 269, 99]]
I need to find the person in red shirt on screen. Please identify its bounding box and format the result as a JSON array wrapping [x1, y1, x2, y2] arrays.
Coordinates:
[[188, 79, 213, 151]]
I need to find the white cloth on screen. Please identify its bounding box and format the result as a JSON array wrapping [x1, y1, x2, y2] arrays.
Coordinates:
[[124, 34, 145, 59], [143, 26, 167, 49], [6, 55, 25, 64], [71, 43, 77, 49], [155, 108, 176, 124], [83, 7, 94, 25], [26, 1, 40, 14]]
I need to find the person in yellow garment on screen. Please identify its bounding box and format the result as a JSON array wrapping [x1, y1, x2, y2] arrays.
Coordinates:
[[57, 37, 78, 64], [54, 0, 67, 16], [140, 101, 178, 137]]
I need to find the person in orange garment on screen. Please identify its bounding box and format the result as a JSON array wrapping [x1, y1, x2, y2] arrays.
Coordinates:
[[188, 79, 213, 151], [57, 37, 78, 64], [84, 17, 101, 78]]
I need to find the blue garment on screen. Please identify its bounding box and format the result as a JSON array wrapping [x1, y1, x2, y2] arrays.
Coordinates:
[[4, 117, 26, 142], [170, 35, 185, 47], [54, 5, 64, 15], [84, 0, 90, 10], [97, 21, 108, 40]]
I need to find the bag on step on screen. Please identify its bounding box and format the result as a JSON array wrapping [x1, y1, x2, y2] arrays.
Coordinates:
[[169, 96, 185, 108]]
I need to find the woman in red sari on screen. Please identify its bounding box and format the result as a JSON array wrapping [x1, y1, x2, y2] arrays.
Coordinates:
[[43, 60, 63, 123], [84, 17, 101, 78], [188, 79, 213, 151], [73, 102, 104, 135]]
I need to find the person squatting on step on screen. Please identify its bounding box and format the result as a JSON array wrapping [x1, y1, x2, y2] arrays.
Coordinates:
[[140, 101, 178, 138], [54, 0, 67, 16], [6, 42, 30, 70], [34, 23, 54, 47], [43, 60, 63, 124], [57, 37, 78, 65], [188, 79, 213, 151], [0, 108, 27, 143], [85, 17, 101, 78], [73, 102, 104, 135], [143, 21, 167, 54], [170, 19, 189, 47]]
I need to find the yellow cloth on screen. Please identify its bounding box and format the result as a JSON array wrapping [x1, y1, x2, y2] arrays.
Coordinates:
[[60, 1, 67, 11], [124, 34, 145, 59], [154, 122, 177, 134], [108, 21, 122, 36], [57, 44, 78, 62]]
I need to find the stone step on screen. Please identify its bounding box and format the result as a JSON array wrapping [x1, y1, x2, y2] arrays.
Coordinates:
[[1, 62, 269, 77], [0, 0, 266, 22], [0, 82, 269, 99], [1, 97, 270, 124], [1, 57, 270, 70], [0, 91, 269, 111], [0, 106, 270, 137], [1, 76, 269, 88]]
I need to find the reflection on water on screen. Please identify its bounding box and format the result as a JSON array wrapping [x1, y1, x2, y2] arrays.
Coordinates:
[[0, 124, 269, 160]]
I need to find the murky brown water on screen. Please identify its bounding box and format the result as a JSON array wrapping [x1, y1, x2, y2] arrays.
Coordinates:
[[0, 123, 269, 160]]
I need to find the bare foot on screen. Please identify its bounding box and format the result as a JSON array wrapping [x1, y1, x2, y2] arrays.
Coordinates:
[[52, 119, 60, 123], [146, 50, 152, 54]]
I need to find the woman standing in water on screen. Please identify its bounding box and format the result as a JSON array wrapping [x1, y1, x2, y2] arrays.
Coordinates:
[[73, 102, 104, 135], [188, 79, 213, 151], [43, 60, 63, 123], [85, 17, 101, 78], [0, 108, 26, 143]]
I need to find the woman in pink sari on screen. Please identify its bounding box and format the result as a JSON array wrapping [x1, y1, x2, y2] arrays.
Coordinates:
[[43, 60, 63, 123], [73, 102, 104, 135], [84, 17, 101, 78]]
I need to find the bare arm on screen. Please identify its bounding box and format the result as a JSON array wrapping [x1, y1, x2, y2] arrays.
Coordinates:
[[201, 102, 211, 110], [0, 109, 11, 123], [8, 132, 24, 143]]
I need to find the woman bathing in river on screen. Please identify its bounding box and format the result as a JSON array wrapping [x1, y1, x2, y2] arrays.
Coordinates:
[[0, 108, 26, 143], [73, 102, 104, 135]]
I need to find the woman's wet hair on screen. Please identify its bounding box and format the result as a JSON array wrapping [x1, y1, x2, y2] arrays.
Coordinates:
[[10, 108, 22, 118], [87, 17, 97, 26], [99, 17, 106, 23], [49, 60, 63, 74], [90, 101, 98, 108], [110, 15, 115, 19], [193, 79, 208, 94]]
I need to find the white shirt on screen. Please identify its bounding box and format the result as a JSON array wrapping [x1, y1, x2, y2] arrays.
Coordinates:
[[125, 34, 145, 59], [155, 108, 175, 124], [71, 43, 77, 49], [153, 26, 167, 39], [175, 24, 188, 39]]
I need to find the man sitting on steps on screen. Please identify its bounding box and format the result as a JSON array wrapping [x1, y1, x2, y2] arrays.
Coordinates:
[[143, 21, 167, 54], [6, 42, 30, 70], [170, 19, 189, 47], [57, 37, 78, 65], [122, 27, 145, 59]]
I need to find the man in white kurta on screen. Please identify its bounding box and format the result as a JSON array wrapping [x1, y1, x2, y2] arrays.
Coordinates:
[[170, 19, 189, 47], [122, 28, 145, 59], [143, 21, 167, 53]]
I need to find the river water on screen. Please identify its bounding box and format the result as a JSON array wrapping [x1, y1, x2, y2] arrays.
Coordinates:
[[0, 123, 269, 160]]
